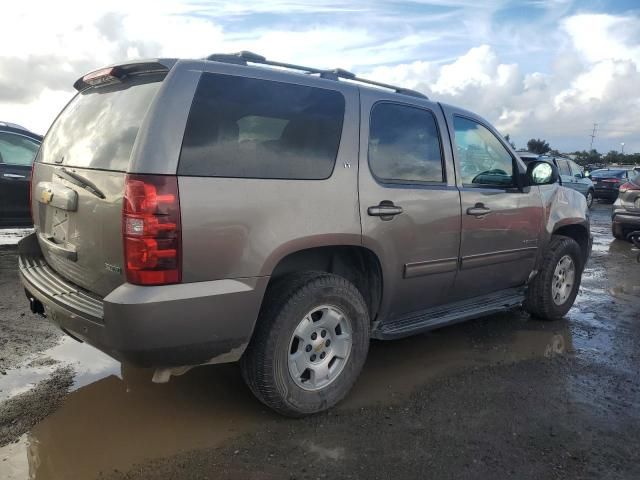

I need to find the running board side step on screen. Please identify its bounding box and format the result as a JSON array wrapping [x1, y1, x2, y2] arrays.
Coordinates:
[[373, 288, 526, 340]]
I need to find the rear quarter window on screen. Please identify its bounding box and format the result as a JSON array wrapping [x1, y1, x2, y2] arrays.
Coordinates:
[[178, 73, 345, 179]]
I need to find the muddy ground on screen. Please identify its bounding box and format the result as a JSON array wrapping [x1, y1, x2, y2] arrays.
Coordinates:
[[0, 202, 639, 479]]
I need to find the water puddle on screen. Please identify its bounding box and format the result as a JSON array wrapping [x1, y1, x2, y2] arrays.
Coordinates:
[[0, 337, 119, 401], [0, 312, 576, 480], [0, 228, 33, 246]]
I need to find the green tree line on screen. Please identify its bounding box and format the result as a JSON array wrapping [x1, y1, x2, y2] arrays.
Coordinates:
[[503, 135, 639, 167]]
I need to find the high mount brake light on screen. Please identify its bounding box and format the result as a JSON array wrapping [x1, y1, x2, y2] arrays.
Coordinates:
[[123, 174, 181, 285], [82, 67, 123, 87]]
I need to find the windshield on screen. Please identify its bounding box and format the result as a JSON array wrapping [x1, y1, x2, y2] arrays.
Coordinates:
[[39, 76, 162, 171]]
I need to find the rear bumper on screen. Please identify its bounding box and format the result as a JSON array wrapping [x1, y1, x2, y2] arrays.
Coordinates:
[[612, 210, 640, 229], [593, 188, 619, 199], [18, 233, 268, 368]]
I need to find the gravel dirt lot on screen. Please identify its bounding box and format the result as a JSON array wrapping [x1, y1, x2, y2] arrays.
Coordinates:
[[0, 202, 639, 480]]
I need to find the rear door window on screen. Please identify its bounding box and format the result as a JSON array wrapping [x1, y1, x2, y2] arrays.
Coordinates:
[[178, 73, 345, 179], [557, 160, 572, 176], [39, 76, 163, 171], [368, 103, 444, 184], [0, 132, 40, 166]]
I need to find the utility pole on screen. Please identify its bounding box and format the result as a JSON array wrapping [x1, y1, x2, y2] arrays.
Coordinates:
[[589, 123, 598, 150]]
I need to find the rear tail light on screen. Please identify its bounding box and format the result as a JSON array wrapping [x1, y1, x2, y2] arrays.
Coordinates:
[[619, 181, 640, 193], [602, 178, 621, 184], [82, 67, 124, 87], [123, 174, 181, 285]]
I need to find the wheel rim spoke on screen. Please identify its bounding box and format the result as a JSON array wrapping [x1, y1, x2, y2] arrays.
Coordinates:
[[293, 316, 313, 339], [289, 350, 308, 376], [316, 307, 342, 330], [331, 334, 351, 358], [310, 362, 331, 385], [551, 254, 576, 306]]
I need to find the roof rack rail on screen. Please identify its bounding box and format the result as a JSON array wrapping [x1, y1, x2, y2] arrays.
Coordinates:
[[205, 51, 428, 100]]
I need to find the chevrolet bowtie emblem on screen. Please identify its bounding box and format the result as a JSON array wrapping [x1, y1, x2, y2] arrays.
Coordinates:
[[41, 189, 54, 204]]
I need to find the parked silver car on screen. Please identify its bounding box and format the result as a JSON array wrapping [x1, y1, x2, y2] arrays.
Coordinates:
[[19, 52, 591, 416], [612, 170, 640, 240]]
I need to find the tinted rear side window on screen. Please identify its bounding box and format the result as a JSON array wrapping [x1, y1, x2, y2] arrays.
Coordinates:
[[178, 73, 345, 179], [39, 76, 162, 171], [368, 103, 444, 183]]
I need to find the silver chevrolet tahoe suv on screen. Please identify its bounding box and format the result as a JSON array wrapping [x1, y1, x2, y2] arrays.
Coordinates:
[[19, 52, 591, 416]]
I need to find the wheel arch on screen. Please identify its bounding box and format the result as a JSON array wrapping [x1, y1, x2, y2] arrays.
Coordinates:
[[264, 244, 384, 324], [552, 223, 591, 266]]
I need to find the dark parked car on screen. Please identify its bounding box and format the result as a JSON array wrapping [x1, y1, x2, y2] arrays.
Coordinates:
[[19, 52, 591, 416], [590, 168, 633, 201], [518, 152, 595, 208], [612, 170, 640, 241], [0, 122, 42, 226]]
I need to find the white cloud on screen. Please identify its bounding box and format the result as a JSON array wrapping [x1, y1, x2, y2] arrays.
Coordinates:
[[0, 3, 639, 153], [364, 13, 640, 152]]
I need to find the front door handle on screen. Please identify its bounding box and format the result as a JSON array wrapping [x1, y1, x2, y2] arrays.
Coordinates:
[[3, 173, 27, 180], [466, 203, 492, 217], [368, 201, 403, 220]]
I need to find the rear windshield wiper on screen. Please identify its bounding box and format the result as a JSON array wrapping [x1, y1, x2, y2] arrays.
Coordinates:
[[55, 167, 106, 199]]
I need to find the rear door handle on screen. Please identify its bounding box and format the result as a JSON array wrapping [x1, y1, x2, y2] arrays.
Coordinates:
[[466, 204, 492, 217], [368, 202, 403, 220], [3, 173, 27, 179]]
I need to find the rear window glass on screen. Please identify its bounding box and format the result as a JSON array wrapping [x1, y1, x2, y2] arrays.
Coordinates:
[[39, 76, 162, 171], [591, 169, 626, 178], [178, 73, 345, 179]]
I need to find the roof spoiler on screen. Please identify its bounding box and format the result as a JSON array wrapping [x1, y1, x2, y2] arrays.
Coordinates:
[[73, 59, 176, 91]]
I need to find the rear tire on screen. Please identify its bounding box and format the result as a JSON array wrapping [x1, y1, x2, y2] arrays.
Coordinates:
[[525, 236, 583, 321], [612, 222, 625, 240], [240, 272, 369, 417]]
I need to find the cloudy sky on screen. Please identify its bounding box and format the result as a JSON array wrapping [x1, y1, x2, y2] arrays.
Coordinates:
[[1, 0, 639, 153]]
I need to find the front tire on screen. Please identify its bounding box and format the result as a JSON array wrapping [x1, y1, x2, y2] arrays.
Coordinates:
[[586, 189, 594, 209], [241, 272, 370, 417], [525, 236, 583, 321]]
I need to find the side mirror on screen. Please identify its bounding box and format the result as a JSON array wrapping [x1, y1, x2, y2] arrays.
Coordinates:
[[574, 172, 584, 179], [527, 161, 559, 186]]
